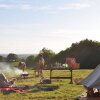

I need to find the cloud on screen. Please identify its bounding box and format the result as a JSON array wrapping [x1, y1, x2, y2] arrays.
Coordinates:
[[0, 3, 32, 11], [0, 1, 91, 11], [37, 6, 52, 11], [0, 4, 14, 9], [18, 4, 32, 10], [34, 3, 91, 13], [59, 3, 91, 10]]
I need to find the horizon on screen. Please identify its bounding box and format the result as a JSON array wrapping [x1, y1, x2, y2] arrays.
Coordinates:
[[0, 0, 100, 54]]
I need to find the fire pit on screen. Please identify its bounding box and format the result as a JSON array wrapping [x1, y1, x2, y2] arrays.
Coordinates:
[[21, 71, 29, 79]]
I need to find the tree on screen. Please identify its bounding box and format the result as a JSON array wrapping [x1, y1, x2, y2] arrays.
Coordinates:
[[38, 48, 55, 66], [55, 39, 100, 69], [26, 55, 35, 67], [0, 56, 5, 62], [6, 53, 19, 62]]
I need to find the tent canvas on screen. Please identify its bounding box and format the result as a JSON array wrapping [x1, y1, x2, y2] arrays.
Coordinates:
[[81, 64, 100, 89]]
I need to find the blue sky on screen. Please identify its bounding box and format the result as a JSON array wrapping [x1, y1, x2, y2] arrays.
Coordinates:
[[0, 0, 100, 54]]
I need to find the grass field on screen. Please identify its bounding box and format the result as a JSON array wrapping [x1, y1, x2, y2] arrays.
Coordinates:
[[0, 68, 93, 100]]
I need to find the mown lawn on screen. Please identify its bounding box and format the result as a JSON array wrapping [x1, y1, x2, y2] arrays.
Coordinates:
[[0, 69, 93, 100]]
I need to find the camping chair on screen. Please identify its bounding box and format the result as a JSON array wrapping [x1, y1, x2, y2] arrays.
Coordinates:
[[0, 73, 16, 88]]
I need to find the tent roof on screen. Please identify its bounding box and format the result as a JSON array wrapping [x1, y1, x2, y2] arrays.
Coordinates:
[[81, 64, 100, 89]]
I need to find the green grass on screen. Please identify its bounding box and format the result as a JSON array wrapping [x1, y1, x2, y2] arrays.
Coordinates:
[[0, 69, 93, 100]]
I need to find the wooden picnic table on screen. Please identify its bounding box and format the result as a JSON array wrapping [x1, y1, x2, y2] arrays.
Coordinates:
[[44, 67, 73, 84]]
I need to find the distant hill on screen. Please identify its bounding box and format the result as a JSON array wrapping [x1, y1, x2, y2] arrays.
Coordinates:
[[0, 54, 37, 59], [18, 54, 35, 59]]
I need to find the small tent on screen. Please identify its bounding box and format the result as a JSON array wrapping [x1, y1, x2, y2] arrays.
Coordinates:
[[66, 57, 80, 69], [81, 64, 100, 89]]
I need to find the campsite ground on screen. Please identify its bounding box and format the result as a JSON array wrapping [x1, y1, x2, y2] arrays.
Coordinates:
[[0, 69, 92, 100]]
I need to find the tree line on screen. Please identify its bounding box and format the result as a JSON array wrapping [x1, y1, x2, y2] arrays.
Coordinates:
[[0, 39, 100, 69]]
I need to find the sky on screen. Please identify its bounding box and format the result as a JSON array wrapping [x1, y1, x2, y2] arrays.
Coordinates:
[[0, 0, 100, 54]]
